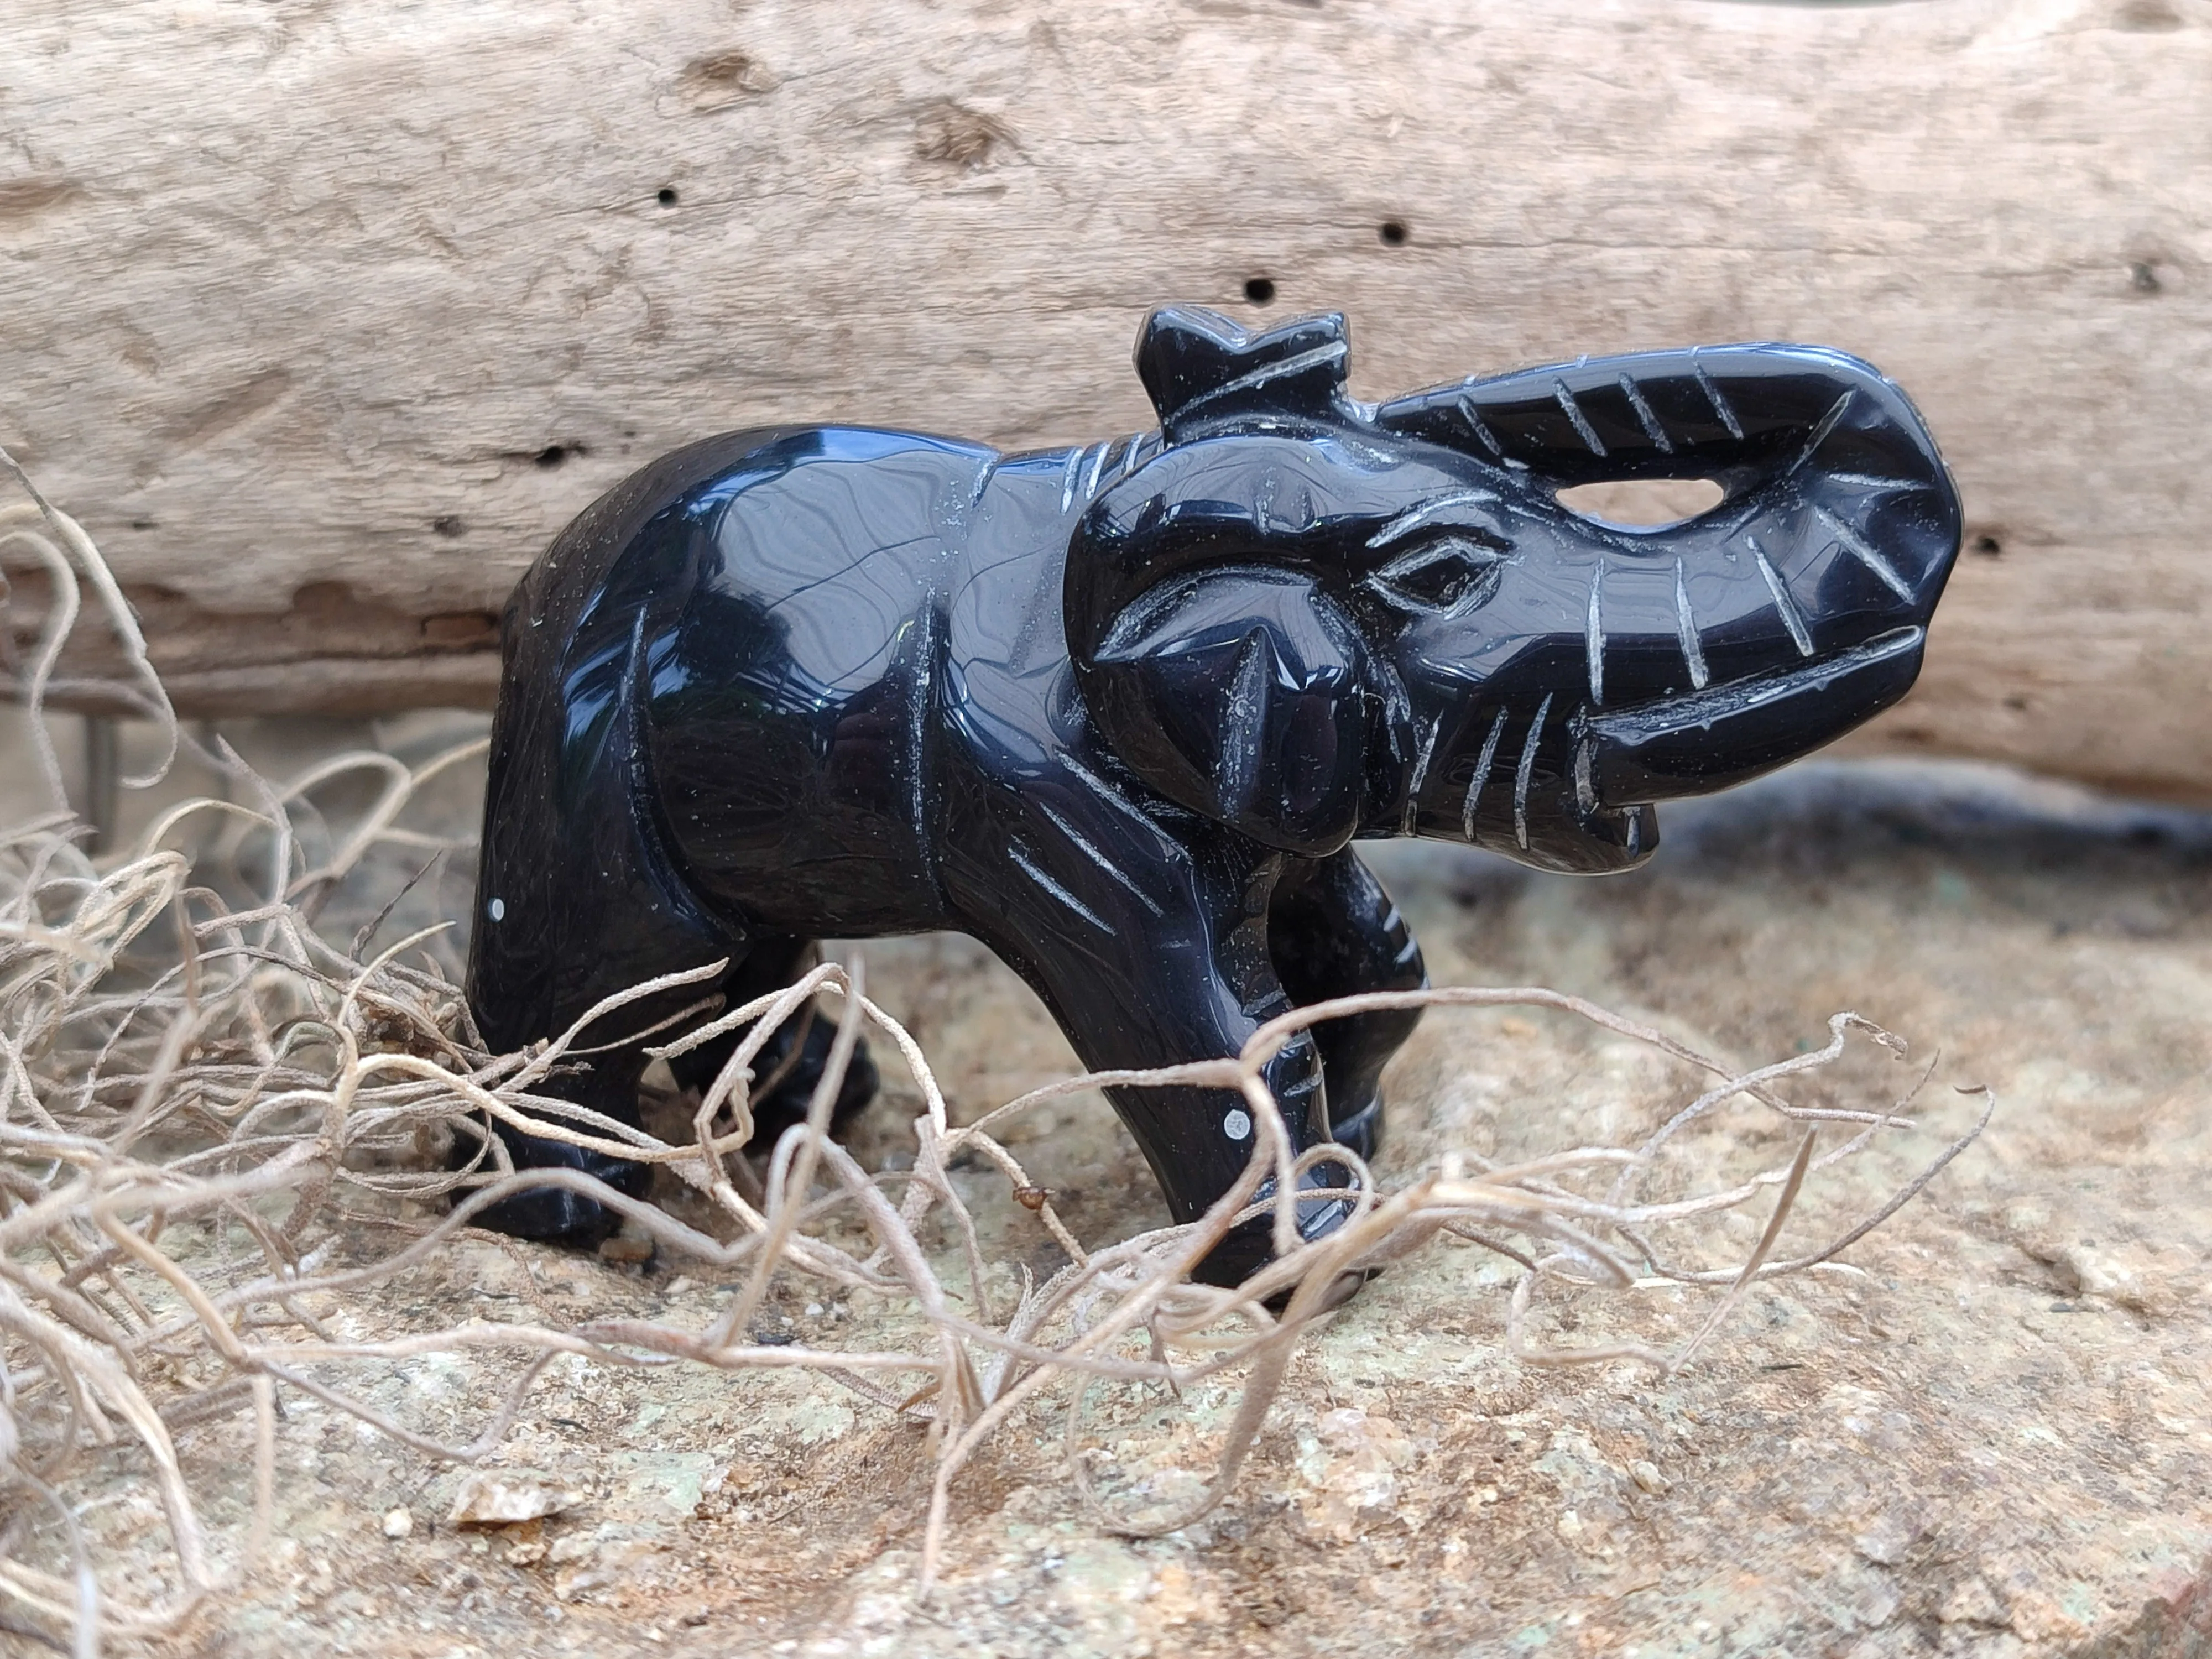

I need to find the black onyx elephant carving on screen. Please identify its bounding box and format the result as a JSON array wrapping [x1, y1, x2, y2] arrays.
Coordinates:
[[464, 305, 1962, 1283]]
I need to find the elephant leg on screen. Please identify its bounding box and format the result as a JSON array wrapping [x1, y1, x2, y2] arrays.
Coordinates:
[[465, 893, 748, 1243], [465, 635, 749, 1244], [942, 779, 1349, 1286], [664, 937, 881, 1152], [464, 867, 748, 1242], [1267, 849, 1426, 1165]]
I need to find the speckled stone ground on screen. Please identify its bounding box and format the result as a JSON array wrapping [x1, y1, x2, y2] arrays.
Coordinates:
[[6, 710, 2209, 1658]]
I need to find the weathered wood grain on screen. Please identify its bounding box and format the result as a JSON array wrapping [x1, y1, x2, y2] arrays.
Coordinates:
[[1, 0, 2207, 796]]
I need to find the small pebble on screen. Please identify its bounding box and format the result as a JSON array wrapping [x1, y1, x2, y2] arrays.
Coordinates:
[[1558, 1509, 1585, 1540], [448, 1469, 585, 1526], [381, 1507, 413, 1540], [1631, 1459, 1671, 1494]]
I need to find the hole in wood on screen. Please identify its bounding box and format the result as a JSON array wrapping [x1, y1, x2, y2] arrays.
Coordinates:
[[289, 579, 355, 616], [1243, 276, 1276, 305], [1554, 478, 1724, 529], [1378, 220, 1407, 246], [657, 187, 679, 207], [421, 611, 502, 649]]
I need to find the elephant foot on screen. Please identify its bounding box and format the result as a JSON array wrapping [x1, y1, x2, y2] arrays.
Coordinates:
[[1328, 1093, 1385, 1165], [1190, 1092, 1386, 1297], [1190, 1161, 1360, 1290], [451, 1016, 881, 1253], [457, 1131, 653, 1246]]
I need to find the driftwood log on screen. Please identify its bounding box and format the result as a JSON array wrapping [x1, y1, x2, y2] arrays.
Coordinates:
[[1, 0, 2207, 799]]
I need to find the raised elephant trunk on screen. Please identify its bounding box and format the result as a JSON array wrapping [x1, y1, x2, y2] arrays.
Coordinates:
[[1067, 310, 1963, 877], [1378, 345, 1960, 837]]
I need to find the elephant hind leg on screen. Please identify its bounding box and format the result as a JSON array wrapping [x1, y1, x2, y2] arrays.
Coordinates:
[[464, 911, 746, 1243], [463, 627, 750, 1243], [662, 938, 881, 1154], [1267, 849, 1427, 1163], [463, 865, 749, 1242]]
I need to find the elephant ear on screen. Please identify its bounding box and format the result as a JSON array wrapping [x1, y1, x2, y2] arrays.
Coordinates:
[[1086, 566, 1382, 857], [1135, 306, 1355, 444]]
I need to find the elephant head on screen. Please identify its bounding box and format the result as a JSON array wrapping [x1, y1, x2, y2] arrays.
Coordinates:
[[1065, 306, 1963, 870]]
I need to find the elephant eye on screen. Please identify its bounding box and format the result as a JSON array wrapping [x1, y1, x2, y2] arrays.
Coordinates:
[[1365, 536, 1505, 616]]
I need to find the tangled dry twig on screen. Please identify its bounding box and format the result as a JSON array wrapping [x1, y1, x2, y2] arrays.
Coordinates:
[[0, 460, 1991, 1653]]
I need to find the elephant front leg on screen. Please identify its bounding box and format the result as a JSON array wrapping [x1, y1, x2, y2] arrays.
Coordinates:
[[945, 790, 1355, 1286], [1267, 848, 1427, 1166]]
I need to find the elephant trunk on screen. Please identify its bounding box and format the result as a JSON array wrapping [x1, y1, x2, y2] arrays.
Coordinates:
[[1380, 344, 1963, 810], [1582, 624, 1923, 805]]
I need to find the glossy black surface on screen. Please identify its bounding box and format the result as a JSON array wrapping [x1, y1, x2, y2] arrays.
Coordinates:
[[464, 305, 1962, 1283]]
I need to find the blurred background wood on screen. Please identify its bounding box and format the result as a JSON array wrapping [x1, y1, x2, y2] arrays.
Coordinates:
[[1, 0, 2206, 797]]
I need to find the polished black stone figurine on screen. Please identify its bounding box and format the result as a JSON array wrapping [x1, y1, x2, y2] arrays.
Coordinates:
[[464, 305, 1961, 1282]]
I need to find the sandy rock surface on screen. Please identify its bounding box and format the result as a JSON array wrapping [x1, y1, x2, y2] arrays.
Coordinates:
[[9, 715, 2210, 1658]]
